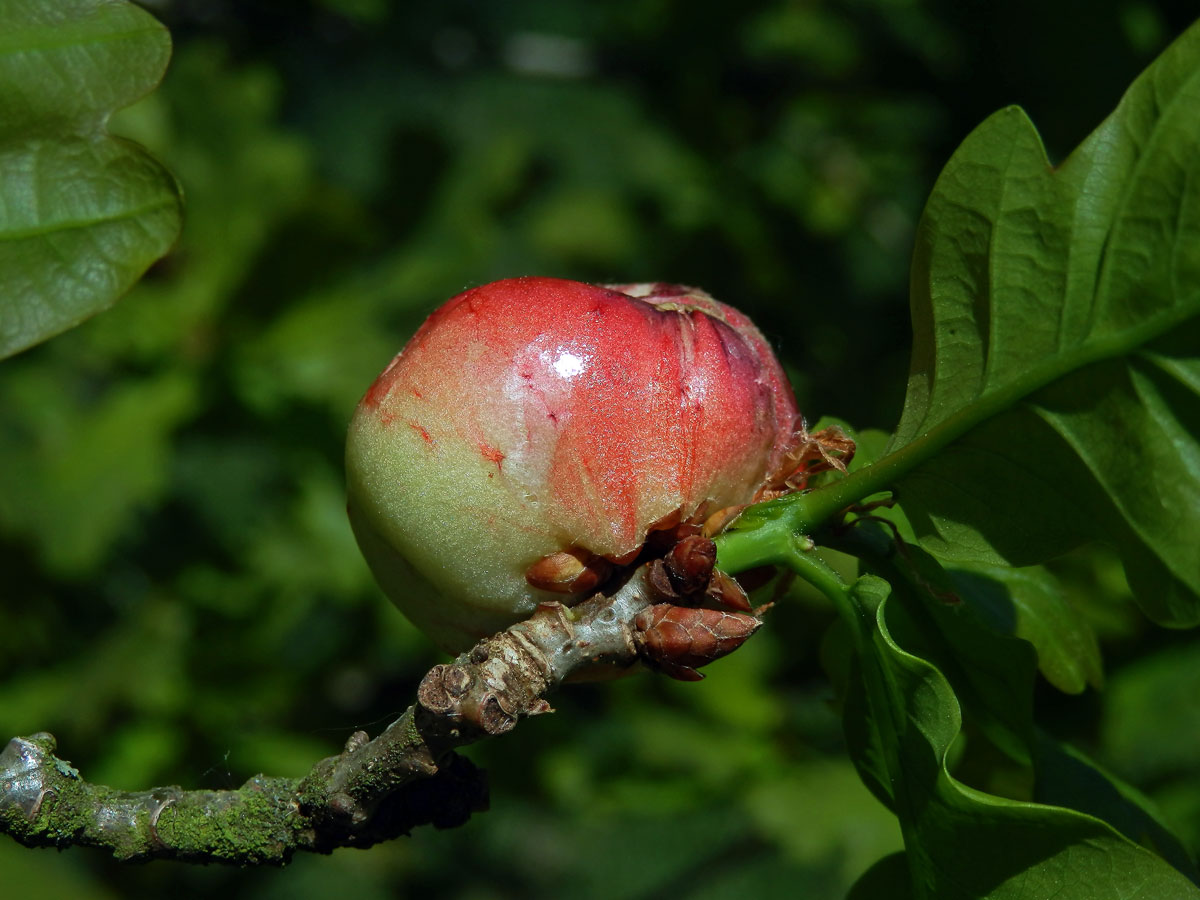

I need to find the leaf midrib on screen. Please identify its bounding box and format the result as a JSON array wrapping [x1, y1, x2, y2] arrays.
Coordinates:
[[0, 198, 176, 244], [795, 293, 1200, 529], [801, 61, 1200, 531], [0, 24, 161, 58]]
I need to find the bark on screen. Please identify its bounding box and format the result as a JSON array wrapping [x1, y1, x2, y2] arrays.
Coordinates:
[[0, 566, 660, 864]]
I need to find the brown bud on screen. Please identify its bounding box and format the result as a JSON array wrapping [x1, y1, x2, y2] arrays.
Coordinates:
[[526, 548, 613, 594], [665, 535, 717, 595], [706, 568, 752, 612], [633, 604, 762, 680]]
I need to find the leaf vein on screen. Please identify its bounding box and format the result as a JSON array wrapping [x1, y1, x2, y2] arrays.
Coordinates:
[[0, 25, 162, 58], [0, 199, 177, 244]]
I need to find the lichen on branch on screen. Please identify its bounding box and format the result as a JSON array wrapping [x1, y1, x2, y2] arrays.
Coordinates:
[[0, 565, 672, 864]]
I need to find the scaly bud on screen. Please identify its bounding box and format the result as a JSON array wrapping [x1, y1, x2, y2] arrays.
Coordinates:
[[633, 604, 763, 681], [525, 548, 613, 594]]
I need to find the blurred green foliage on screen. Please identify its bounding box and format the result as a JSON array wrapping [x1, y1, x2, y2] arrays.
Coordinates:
[[2, 0, 1198, 896]]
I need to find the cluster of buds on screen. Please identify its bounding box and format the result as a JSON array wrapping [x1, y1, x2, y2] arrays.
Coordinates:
[[634, 534, 766, 681]]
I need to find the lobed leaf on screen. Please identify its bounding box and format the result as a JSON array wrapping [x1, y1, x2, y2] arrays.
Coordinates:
[[846, 575, 1199, 899], [0, 0, 181, 359], [824, 21, 1200, 627], [812, 419, 1105, 695], [945, 560, 1102, 695], [838, 528, 1193, 869], [1033, 731, 1197, 879]]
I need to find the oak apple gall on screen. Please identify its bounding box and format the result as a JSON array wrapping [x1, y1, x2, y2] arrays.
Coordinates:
[[346, 277, 799, 652]]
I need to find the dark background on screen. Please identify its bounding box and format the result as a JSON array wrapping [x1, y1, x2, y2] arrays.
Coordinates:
[[3, 1, 1199, 896]]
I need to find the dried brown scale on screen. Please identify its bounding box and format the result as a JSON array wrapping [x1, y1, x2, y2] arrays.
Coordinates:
[[702, 505, 746, 538], [604, 547, 642, 566], [706, 569, 753, 612], [755, 424, 857, 500]]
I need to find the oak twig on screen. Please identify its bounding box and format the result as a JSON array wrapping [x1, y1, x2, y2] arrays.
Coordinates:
[[0, 566, 660, 864]]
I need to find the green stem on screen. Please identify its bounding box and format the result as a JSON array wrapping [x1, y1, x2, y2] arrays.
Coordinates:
[[771, 538, 919, 852], [715, 520, 870, 653], [778, 545, 862, 635], [788, 353, 1058, 528], [722, 294, 1200, 551], [714, 519, 800, 574], [775, 541, 912, 818], [775, 544, 883, 698]]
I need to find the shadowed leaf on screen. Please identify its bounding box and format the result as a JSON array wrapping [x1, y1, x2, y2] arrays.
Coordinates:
[[879, 22, 1200, 626], [847, 575, 1200, 899], [0, 0, 181, 359]]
